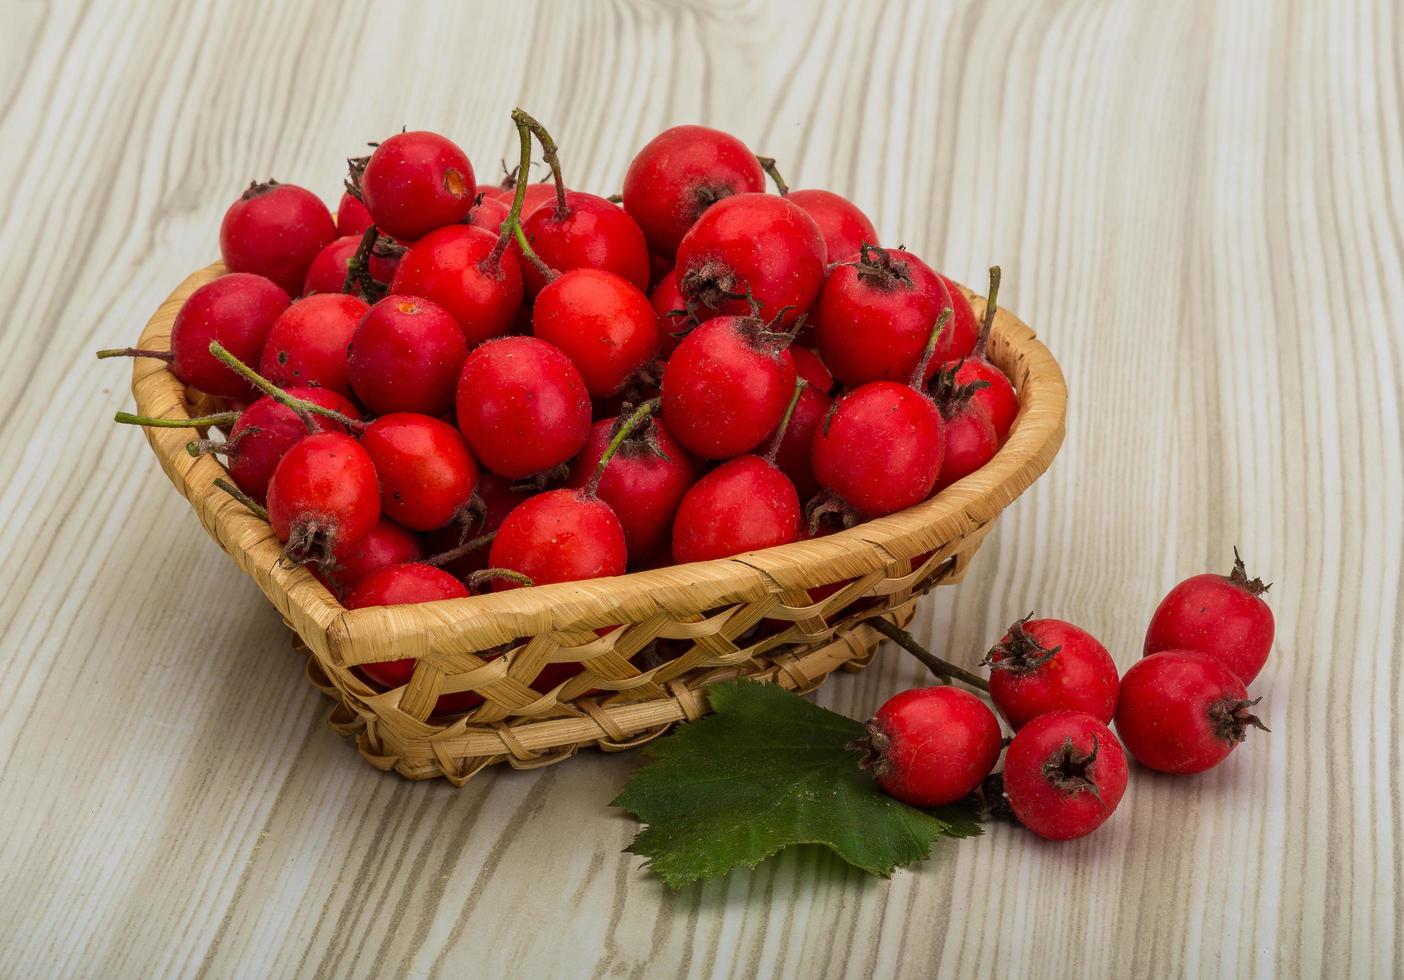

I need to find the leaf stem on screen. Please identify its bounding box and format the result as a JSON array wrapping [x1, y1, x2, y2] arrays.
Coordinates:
[[868, 617, 990, 692]]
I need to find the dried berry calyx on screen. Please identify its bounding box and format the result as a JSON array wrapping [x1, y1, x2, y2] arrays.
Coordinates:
[[982, 614, 1062, 675], [848, 243, 914, 291], [1208, 695, 1271, 743], [1229, 546, 1272, 596], [850, 719, 893, 776], [1041, 735, 1102, 798], [240, 178, 281, 201], [928, 361, 991, 420]]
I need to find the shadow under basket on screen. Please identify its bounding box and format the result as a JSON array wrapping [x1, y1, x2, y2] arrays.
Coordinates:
[[128, 264, 1067, 785]]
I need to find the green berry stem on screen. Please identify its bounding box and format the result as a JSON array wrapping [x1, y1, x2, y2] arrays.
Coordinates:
[[213, 478, 270, 521], [762, 377, 808, 465], [483, 108, 538, 272], [467, 568, 534, 591], [422, 531, 498, 569], [510, 108, 569, 220], [207, 341, 364, 434], [755, 156, 789, 197], [113, 410, 240, 429], [910, 306, 953, 388], [510, 218, 558, 282], [972, 266, 1001, 359], [96, 347, 174, 362], [586, 398, 661, 498]]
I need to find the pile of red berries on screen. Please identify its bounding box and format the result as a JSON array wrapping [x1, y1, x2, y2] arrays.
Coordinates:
[[861, 551, 1274, 839], [105, 109, 1018, 636]]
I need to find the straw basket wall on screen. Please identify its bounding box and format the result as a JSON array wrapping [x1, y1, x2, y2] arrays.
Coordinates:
[[126, 263, 1067, 784]]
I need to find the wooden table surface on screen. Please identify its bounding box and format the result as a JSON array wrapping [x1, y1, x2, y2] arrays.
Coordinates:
[[2, 1, 1400, 976]]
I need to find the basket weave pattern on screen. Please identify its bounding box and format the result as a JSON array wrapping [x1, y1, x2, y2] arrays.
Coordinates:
[[129, 265, 1066, 784]]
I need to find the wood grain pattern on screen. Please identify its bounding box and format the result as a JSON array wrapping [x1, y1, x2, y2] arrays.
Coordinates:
[[0, 0, 1399, 976]]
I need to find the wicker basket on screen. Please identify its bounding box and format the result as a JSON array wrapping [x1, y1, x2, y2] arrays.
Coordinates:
[[127, 263, 1066, 784]]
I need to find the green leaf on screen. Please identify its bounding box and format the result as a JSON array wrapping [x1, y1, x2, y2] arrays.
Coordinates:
[[612, 679, 981, 888]]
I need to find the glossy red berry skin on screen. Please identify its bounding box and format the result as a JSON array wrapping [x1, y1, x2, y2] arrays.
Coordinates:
[[326, 518, 422, 590], [258, 293, 369, 397], [266, 432, 380, 557], [936, 276, 980, 363], [986, 619, 1120, 729], [811, 382, 944, 517], [531, 269, 659, 397], [455, 337, 591, 479], [622, 125, 765, 257], [814, 247, 953, 386], [348, 295, 467, 417], [865, 687, 1001, 807], [947, 358, 1018, 444], [360, 414, 478, 532], [1143, 556, 1275, 683], [521, 191, 650, 295], [769, 347, 833, 500], [221, 386, 357, 502], [675, 193, 827, 326], [303, 235, 362, 296], [359, 131, 475, 242], [167, 273, 290, 399], [935, 399, 998, 490], [344, 563, 480, 717], [661, 316, 798, 459], [466, 195, 510, 233], [390, 225, 523, 348], [489, 490, 627, 588], [568, 416, 695, 566], [671, 456, 800, 564], [1115, 651, 1266, 774], [219, 182, 336, 297], [786, 188, 878, 266], [649, 267, 694, 358], [336, 192, 373, 237], [1004, 711, 1129, 840]]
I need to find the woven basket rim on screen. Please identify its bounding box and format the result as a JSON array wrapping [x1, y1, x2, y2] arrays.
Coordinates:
[[129, 263, 1066, 664]]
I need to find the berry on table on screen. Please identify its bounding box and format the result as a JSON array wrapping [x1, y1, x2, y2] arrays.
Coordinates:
[[1143, 549, 1275, 683], [1115, 650, 1268, 774], [857, 686, 1003, 807], [984, 616, 1120, 729], [1002, 710, 1129, 839]]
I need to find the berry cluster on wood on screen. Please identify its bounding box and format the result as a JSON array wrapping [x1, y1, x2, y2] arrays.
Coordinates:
[[860, 551, 1275, 840]]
